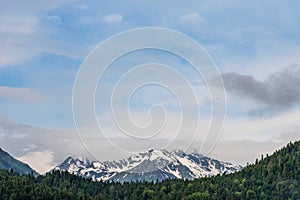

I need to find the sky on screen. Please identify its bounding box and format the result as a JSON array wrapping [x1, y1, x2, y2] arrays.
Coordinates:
[[0, 0, 300, 174]]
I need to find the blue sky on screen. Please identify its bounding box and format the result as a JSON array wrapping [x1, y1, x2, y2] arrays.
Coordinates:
[[0, 0, 300, 173], [1, 0, 299, 127]]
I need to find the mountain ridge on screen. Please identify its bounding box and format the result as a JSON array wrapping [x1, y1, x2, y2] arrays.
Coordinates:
[[55, 149, 242, 182], [0, 147, 39, 176]]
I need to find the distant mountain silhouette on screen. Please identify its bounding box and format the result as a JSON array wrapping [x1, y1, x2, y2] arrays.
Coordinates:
[[0, 147, 38, 176]]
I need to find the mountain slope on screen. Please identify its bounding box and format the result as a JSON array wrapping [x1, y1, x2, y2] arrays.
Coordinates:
[[0, 147, 38, 176], [55, 149, 242, 182]]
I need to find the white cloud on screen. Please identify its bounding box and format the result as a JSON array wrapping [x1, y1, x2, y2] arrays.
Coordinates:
[[0, 12, 40, 66], [210, 139, 287, 165], [75, 4, 88, 10], [181, 12, 205, 23], [221, 109, 300, 141], [0, 0, 71, 67], [102, 14, 123, 24], [11, 133, 28, 139], [0, 0, 71, 13], [18, 150, 55, 174], [22, 144, 38, 151], [0, 14, 38, 35], [0, 86, 44, 102], [0, 37, 36, 67]]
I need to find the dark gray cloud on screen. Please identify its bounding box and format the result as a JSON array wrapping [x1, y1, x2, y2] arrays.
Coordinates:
[[222, 65, 300, 111]]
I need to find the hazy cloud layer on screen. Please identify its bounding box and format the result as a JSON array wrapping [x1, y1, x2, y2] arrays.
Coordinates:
[[1, 116, 299, 173], [222, 65, 300, 112]]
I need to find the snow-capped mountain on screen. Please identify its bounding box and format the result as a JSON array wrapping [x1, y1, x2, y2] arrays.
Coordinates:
[[54, 149, 242, 182]]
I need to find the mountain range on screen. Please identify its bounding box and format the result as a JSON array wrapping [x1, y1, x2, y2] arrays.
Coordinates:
[[0, 147, 38, 176], [1, 140, 299, 199], [55, 149, 242, 182]]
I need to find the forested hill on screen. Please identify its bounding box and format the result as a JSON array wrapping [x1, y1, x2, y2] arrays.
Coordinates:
[[0, 140, 299, 199]]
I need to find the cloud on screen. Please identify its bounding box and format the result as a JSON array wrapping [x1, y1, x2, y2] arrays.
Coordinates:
[[22, 144, 38, 151], [75, 4, 88, 10], [18, 150, 55, 174], [0, 0, 71, 13], [211, 127, 300, 166], [11, 133, 28, 139], [210, 139, 287, 165], [0, 14, 38, 35], [0, 86, 44, 102], [0, 13, 40, 66], [222, 65, 300, 112], [0, 117, 89, 172], [276, 128, 300, 142], [0, 0, 71, 67], [0, 115, 299, 171], [181, 12, 205, 23], [221, 109, 300, 141], [102, 14, 123, 24]]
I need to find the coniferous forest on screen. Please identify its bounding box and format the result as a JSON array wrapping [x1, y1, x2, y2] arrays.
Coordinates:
[[0, 140, 299, 200]]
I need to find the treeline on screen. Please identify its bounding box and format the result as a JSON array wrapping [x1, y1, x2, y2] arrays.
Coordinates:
[[0, 140, 299, 200]]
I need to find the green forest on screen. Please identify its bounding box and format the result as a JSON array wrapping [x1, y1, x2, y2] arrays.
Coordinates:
[[0, 140, 299, 200]]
